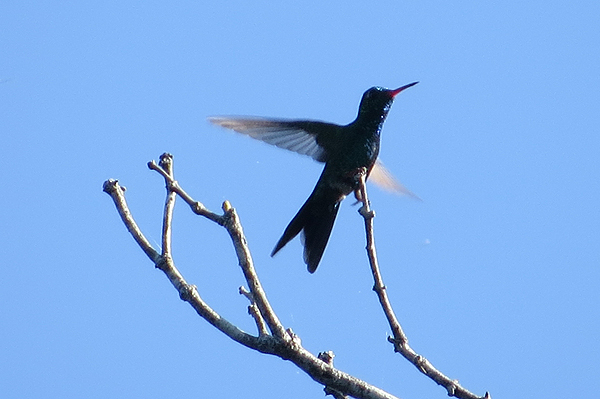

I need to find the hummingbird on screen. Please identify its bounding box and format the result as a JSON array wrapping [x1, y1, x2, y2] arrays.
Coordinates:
[[209, 82, 418, 273]]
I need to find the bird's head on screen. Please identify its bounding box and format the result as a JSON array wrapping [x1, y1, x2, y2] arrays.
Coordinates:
[[357, 82, 418, 122]]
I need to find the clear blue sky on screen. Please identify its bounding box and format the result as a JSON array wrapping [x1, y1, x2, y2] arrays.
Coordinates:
[[1, 1, 599, 398]]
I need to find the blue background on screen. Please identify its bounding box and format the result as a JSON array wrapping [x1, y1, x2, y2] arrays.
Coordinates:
[[1, 1, 599, 398]]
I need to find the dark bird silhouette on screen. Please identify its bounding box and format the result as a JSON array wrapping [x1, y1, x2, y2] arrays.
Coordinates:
[[209, 82, 418, 273]]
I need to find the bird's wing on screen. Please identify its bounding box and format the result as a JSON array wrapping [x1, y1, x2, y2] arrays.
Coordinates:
[[208, 116, 341, 163], [370, 159, 422, 200]]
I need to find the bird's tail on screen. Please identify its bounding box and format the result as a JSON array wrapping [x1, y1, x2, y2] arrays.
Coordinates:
[[271, 192, 341, 273]]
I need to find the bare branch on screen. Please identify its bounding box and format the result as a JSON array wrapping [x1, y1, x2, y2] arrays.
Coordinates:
[[220, 200, 289, 340], [103, 179, 160, 263], [104, 154, 408, 399], [159, 153, 176, 258], [148, 159, 224, 225], [148, 154, 288, 339], [356, 171, 490, 399], [104, 178, 263, 351], [240, 286, 270, 337]]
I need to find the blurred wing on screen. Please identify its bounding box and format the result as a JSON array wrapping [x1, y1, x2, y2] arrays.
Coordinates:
[[369, 160, 422, 201], [209, 116, 340, 163]]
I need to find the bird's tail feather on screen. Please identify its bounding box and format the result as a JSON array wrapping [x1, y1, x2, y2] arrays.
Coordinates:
[[271, 194, 340, 273]]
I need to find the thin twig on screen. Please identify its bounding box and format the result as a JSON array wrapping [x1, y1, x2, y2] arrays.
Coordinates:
[[148, 160, 224, 225], [160, 153, 176, 258], [356, 170, 407, 344], [240, 286, 270, 337], [103, 180, 160, 263], [220, 200, 288, 340], [356, 171, 489, 399]]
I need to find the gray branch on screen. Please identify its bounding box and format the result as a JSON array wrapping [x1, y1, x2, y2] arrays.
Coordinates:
[[355, 170, 490, 399]]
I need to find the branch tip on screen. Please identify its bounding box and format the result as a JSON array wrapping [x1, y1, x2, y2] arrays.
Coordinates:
[[102, 179, 125, 194], [239, 286, 254, 302], [159, 153, 174, 175], [159, 152, 174, 163]]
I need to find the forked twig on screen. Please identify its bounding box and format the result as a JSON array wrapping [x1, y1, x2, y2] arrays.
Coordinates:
[[355, 169, 489, 399]]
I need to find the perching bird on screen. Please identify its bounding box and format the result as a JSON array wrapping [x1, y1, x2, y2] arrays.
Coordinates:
[[209, 82, 418, 273]]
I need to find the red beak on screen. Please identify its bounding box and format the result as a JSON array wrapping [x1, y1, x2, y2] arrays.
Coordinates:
[[390, 81, 419, 97]]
